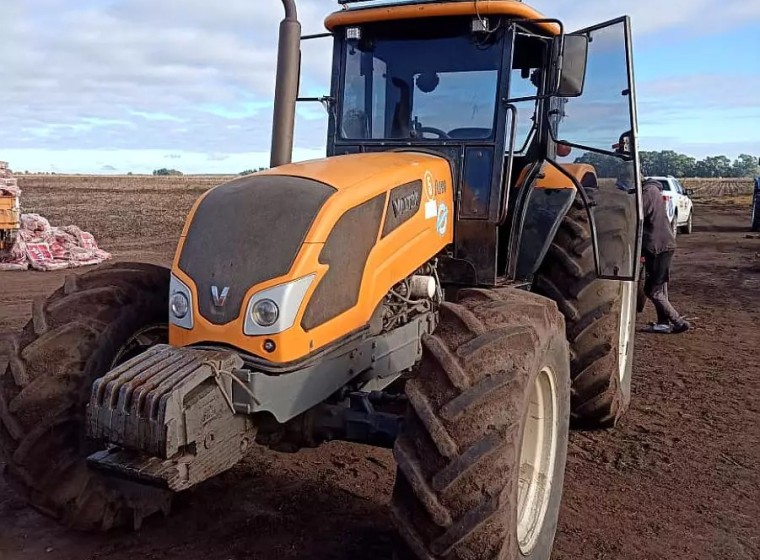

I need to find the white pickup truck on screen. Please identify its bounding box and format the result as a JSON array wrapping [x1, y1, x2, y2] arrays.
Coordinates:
[[646, 176, 694, 235]]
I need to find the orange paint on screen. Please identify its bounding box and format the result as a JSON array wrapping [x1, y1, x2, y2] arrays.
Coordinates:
[[514, 162, 597, 190], [325, 1, 559, 35], [170, 152, 454, 364]]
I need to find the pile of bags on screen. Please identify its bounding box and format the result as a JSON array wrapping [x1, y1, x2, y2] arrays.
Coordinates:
[[0, 161, 20, 196], [0, 214, 112, 271], [0, 162, 112, 271]]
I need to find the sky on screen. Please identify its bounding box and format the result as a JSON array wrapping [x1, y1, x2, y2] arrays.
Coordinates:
[[0, 0, 759, 174]]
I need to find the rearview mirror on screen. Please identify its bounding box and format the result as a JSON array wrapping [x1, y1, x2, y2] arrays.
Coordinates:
[[556, 35, 588, 97]]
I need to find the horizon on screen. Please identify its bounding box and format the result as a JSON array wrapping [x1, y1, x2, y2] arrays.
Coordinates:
[[1, 0, 759, 174]]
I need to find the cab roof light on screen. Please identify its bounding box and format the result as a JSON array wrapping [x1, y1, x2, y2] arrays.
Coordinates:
[[338, 0, 445, 7], [472, 17, 490, 33]]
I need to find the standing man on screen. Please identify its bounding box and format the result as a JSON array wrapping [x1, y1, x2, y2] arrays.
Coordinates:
[[751, 160, 760, 232], [641, 177, 690, 333]]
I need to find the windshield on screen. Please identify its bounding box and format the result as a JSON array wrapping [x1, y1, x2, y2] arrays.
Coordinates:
[[339, 29, 503, 141]]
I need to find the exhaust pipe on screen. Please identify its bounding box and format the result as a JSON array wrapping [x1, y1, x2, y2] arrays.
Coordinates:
[[270, 0, 301, 168]]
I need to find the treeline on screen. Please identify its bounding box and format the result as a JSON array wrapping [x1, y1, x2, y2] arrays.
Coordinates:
[[152, 168, 183, 176], [574, 151, 759, 179], [150, 168, 268, 176]]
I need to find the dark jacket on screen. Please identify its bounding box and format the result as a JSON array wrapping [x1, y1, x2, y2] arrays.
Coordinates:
[[642, 179, 676, 255]]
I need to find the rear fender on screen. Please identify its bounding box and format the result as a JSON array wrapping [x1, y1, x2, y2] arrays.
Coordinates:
[[512, 162, 593, 281]]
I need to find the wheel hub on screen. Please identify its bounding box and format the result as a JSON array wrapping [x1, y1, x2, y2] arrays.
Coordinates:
[[110, 324, 168, 368], [618, 280, 635, 385], [517, 366, 559, 555]]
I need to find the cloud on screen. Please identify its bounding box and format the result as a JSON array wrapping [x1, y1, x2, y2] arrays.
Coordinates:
[[0, 0, 334, 171], [0, 0, 757, 172], [536, 0, 760, 35], [639, 73, 760, 110]]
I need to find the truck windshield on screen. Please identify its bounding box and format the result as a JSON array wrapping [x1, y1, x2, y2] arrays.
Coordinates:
[[339, 29, 503, 141]]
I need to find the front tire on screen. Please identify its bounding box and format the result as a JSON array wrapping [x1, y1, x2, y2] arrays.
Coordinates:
[[391, 288, 570, 560], [0, 262, 172, 530]]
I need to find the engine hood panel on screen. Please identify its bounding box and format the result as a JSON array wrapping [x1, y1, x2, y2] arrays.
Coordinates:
[[256, 152, 449, 243], [171, 151, 454, 362], [177, 174, 335, 325]]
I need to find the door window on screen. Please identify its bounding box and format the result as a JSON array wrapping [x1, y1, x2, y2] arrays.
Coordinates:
[[550, 17, 641, 280]]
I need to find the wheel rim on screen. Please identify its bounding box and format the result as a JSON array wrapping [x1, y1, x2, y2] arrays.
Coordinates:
[[110, 324, 168, 369], [517, 366, 559, 555], [618, 280, 635, 385]]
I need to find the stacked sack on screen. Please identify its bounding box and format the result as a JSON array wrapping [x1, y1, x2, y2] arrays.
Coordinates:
[[0, 161, 21, 196], [0, 162, 112, 271]]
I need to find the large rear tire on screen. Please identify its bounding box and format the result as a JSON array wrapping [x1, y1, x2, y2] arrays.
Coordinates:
[[0, 262, 172, 530], [533, 194, 637, 429], [391, 288, 570, 560]]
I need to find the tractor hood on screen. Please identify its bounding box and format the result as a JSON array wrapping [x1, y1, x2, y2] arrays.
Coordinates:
[[170, 152, 453, 364], [256, 152, 450, 242]]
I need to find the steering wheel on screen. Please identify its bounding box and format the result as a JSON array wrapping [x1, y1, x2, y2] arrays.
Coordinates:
[[418, 126, 450, 139]]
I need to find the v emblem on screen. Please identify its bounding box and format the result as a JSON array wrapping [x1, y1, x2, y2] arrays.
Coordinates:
[[211, 286, 230, 308]]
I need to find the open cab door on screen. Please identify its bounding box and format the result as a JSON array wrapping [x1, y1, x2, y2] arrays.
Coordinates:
[[550, 16, 642, 281]]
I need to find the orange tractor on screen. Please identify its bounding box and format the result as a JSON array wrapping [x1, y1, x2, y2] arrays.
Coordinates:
[[0, 1, 643, 558]]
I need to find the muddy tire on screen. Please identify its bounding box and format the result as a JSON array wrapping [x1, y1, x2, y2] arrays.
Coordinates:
[[679, 211, 693, 235], [391, 288, 570, 560], [533, 193, 637, 429], [0, 262, 172, 530]]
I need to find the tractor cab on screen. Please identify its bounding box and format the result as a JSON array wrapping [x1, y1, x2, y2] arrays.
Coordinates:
[[316, 0, 642, 286]]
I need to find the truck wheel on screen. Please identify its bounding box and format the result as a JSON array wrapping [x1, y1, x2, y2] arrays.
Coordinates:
[[391, 288, 570, 560], [533, 194, 636, 429], [679, 211, 693, 235], [0, 262, 172, 530]]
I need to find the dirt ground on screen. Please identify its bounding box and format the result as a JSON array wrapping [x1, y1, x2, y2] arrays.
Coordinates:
[[1, 177, 759, 559]]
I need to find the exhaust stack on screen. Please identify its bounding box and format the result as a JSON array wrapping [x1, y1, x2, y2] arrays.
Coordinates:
[[270, 0, 301, 168]]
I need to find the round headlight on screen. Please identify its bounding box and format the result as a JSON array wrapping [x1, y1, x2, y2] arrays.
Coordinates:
[[171, 292, 189, 319], [252, 299, 279, 326]]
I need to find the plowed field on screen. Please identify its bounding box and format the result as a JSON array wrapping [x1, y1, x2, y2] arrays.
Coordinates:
[[1, 176, 758, 560]]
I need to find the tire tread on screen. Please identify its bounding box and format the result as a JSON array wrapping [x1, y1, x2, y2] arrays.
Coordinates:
[[534, 193, 635, 429], [0, 262, 172, 530], [391, 288, 569, 559]]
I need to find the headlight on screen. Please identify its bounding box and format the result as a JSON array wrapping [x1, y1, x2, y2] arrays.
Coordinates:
[[244, 274, 315, 336], [169, 274, 194, 330], [251, 299, 279, 326], [171, 292, 189, 319]]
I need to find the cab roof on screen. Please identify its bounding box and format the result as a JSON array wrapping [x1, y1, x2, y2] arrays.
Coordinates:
[[324, 0, 559, 35]]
